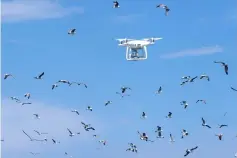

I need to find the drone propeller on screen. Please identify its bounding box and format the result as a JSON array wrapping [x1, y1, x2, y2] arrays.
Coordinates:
[[143, 37, 163, 42]]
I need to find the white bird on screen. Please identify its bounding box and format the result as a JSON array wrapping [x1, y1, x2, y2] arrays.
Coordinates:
[[30, 152, 40, 156], [155, 126, 164, 138], [99, 140, 107, 145], [166, 112, 172, 118], [71, 109, 79, 115], [156, 4, 170, 16], [200, 74, 210, 81], [181, 129, 189, 138], [4, 73, 14, 80], [86, 106, 92, 111], [22, 130, 46, 142], [24, 93, 31, 99], [33, 114, 40, 119], [105, 101, 112, 106], [68, 29, 76, 35], [52, 84, 58, 90], [215, 133, 223, 140], [113, 1, 120, 8], [201, 117, 211, 128], [184, 146, 198, 157], [69, 82, 88, 88], [180, 101, 188, 109], [169, 133, 175, 143], [52, 138, 60, 144], [141, 112, 147, 119], [155, 86, 162, 94], [57, 80, 70, 84], [137, 131, 154, 142], [67, 128, 75, 137], [34, 130, 48, 135], [10, 96, 20, 102], [181, 76, 190, 80], [34, 72, 44, 79]]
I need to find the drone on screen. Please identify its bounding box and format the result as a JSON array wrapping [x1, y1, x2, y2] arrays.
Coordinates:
[[116, 37, 162, 61]]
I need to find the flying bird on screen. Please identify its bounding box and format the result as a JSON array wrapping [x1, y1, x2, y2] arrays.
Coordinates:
[[200, 74, 210, 81], [67, 128, 77, 137], [71, 109, 79, 115], [181, 129, 189, 138], [34, 130, 48, 135], [4, 73, 14, 79], [57, 80, 70, 84], [218, 124, 228, 128], [21, 102, 32, 105], [196, 100, 206, 104], [34, 72, 44, 79], [231, 87, 237, 91], [105, 101, 112, 106], [201, 117, 211, 128], [156, 4, 170, 16], [180, 101, 188, 109], [169, 133, 175, 143], [155, 86, 162, 94], [137, 131, 154, 142], [189, 76, 198, 82], [155, 126, 164, 138], [166, 112, 172, 118], [99, 140, 107, 145], [69, 82, 88, 88], [52, 84, 58, 90], [22, 130, 46, 142], [214, 61, 228, 75], [215, 134, 223, 140], [33, 114, 40, 119], [113, 1, 120, 8], [10, 96, 20, 102], [120, 86, 131, 93], [24, 93, 31, 99], [86, 106, 93, 111], [68, 29, 76, 35], [184, 146, 198, 157], [141, 112, 147, 119]]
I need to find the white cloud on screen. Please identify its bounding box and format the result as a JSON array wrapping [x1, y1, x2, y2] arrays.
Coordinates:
[[160, 45, 223, 59], [1, 0, 84, 23], [1, 98, 103, 154]]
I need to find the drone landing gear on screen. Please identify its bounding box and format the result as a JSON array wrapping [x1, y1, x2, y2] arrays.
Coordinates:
[[126, 46, 148, 61]]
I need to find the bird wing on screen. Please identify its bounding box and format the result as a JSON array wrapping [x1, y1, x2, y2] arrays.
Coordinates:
[[34, 130, 40, 135], [39, 72, 44, 78], [191, 146, 198, 151], [67, 128, 73, 134], [201, 117, 205, 124], [81, 122, 86, 126], [214, 61, 225, 65], [22, 130, 33, 140]]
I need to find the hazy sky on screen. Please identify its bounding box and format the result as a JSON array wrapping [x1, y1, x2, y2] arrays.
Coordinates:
[[1, 0, 237, 158]]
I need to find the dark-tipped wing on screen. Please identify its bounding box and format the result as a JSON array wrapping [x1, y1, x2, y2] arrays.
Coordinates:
[[214, 61, 225, 65], [191, 146, 198, 151], [22, 130, 33, 140], [39, 72, 44, 78], [67, 128, 73, 134], [201, 117, 205, 124], [231, 87, 237, 91]]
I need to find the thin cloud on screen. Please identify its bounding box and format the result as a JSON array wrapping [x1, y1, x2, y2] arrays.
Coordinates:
[[1, 99, 104, 153], [160, 45, 223, 59], [1, 0, 84, 23]]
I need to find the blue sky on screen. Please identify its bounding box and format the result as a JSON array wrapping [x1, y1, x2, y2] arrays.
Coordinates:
[[1, 0, 237, 157]]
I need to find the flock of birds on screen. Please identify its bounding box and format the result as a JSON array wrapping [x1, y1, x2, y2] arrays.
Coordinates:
[[2, 1, 237, 158]]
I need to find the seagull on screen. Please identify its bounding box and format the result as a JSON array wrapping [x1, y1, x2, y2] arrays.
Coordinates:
[[231, 87, 237, 91], [184, 146, 198, 157], [189, 76, 198, 82], [33, 114, 40, 119], [52, 138, 60, 144], [181, 129, 189, 138], [30, 152, 40, 156], [34, 72, 44, 79], [34, 130, 48, 135], [156, 4, 170, 16], [4, 73, 14, 79], [57, 80, 70, 84], [24, 93, 31, 99], [137, 131, 154, 142], [22, 130, 46, 142], [81, 122, 95, 131], [68, 29, 76, 35], [218, 124, 228, 128], [155, 86, 162, 94], [121, 86, 131, 93], [52, 84, 58, 90], [141, 112, 147, 119], [169, 133, 175, 143], [113, 1, 120, 8], [196, 100, 206, 104], [214, 61, 228, 75], [180, 101, 188, 109], [166, 112, 172, 118], [180, 80, 189, 86], [126, 143, 138, 153], [99, 140, 107, 145], [69, 82, 88, 88], [200, 74, 210, 81], [155, 126, 164, 138], [10, 96, 20, 102], [201, 117, 211, 128], [105, 101, 112, 106], [71, 109, 79, 115], [67, 128, 76, 137], [215, 134, 223, 140], [21, 102, 32, 105], [86, 106, 93, 111]]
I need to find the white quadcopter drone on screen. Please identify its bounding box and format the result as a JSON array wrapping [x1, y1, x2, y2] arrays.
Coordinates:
[[116, 37, 162, 61]]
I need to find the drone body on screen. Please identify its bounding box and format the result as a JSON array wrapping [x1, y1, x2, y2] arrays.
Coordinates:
[[116, 37, 162, 61]]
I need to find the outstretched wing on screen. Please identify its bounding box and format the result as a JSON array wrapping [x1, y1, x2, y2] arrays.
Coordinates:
[[191, 146, 198, 151], [22, 130, 33, 140], [201, 117, 205, 124], [67, 128, 73, 134], [39, 72, 44, 78], [231, 87, 237, 91]]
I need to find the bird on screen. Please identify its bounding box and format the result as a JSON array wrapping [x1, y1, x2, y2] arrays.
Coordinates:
[[21, 102, 32, 105], [120, 86, 131, 93], [169, 133, 175, 143], [30, 152, 40, 156], [99, 140, 107, 145], [141, 112, 147, 119], [67, 128, 76, 137], [3, 73, 14, 79], [71, 109, 79, 115], [155, 126, 164, 138], [52, 138, 60, 144], [24, 93, 31, 99], [201, 117, 211, 128], [22, 130, 46, 142], [215, 134, 223, 140], [57, 80, 70, 84], [86, 106, 93, 111], [184, 146, 198, 157], [137, 131, 154, 142], [10, 96, 20, 102], [52, 84, 58, 90], [105, 101, 112, 106], [231, 87, 237, 91], [166, 112, 172, 118], [181, 129, 189, 138], [69, 82, 88, 88], [196, 100, 206, 104], [200, 74, 210, 81], [81, 122, 95, 131], [34, 72, 44, 79], [68, 29, 76, 35], [33, 114, 40, 119], [156, 4, 170, 16], [218, 124, 228, 128], [214, 61, 228, 75], [116, 92, 130, 98], [181, 76, 191, 80], [189, 76, 198, 82], [180, 80, 189, 86], [34, 130, 48, 135], [113, 1, 119, 8], [126, 143, 138, 153], [180, 101, 188, 109], [155, 86, 162, 94]]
